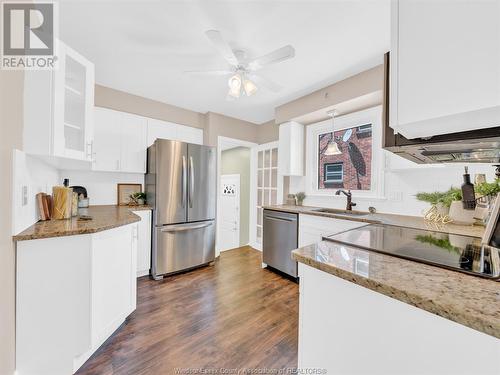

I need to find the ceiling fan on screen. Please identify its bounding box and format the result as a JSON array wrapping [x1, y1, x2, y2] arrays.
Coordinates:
[[185, 30, 295, 100]]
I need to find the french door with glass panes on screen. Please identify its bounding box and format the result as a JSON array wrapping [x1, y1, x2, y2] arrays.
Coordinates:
[[250, 141, 282, 250]]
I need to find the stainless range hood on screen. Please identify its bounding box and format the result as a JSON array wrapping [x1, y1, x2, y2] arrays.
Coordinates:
[[383, 53, 500, 164]]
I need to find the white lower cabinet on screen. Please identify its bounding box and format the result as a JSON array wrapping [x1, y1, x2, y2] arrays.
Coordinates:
[[133, 210, 152, 277], [16, 224, 138, 375], [298, 263, 499, 374], [298, 214, 367, 247]]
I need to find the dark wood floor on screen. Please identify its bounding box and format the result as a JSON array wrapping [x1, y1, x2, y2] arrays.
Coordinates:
[[76, 246, 298, 375]]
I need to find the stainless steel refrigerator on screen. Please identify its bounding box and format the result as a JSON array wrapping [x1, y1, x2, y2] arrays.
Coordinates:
[[146, 139, 216, 280]]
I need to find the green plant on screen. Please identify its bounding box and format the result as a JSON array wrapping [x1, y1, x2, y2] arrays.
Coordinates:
[[130, 192, 146, 204], [295, 192, 306, 204], [440, 187, 462, 208], [415, 187, 462, 208], [415, 191, 445, 206], [475, 179, 500, 197]]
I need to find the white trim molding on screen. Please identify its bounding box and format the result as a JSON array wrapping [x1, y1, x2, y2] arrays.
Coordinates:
[[305, 106, 385, 200]]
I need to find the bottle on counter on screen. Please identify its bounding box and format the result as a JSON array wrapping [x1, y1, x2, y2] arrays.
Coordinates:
[[461, 166, 476, 210]]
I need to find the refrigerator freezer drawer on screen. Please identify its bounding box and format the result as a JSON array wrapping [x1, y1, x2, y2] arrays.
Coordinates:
[[153, 220, 215, 278]]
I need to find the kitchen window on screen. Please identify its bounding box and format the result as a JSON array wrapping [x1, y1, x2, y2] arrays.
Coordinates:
[[306, 106, 384, 198], [324, 162, 343, 183]]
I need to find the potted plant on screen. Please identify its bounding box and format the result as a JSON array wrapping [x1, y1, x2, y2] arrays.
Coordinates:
[[295, 192, 306, 206], [129, 192, 147, 206]]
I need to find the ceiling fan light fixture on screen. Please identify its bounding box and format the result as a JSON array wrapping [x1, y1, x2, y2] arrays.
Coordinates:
[[243, 78, 258, 96], [227, 74, 242, 98]]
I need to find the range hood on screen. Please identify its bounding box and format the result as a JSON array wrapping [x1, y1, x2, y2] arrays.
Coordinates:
[[383, 53, 500, 164]]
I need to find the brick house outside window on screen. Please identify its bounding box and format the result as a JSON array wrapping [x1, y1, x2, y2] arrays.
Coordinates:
[[318, 124, 372, 190]]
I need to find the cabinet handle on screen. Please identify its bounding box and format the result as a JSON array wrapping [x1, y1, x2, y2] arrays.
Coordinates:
[[86, 141, 92, 160], [116, 160, 120, 171]]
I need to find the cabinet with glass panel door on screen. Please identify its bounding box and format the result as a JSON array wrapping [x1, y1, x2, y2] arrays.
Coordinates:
[[256, 146, 279, 245], [23, 41, 95, 163]]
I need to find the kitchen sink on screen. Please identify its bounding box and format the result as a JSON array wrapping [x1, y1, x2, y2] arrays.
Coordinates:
[[312, 208, 370, 216]]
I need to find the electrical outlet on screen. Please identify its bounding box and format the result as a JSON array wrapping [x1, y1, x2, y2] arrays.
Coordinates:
[[22, 185, 28, 206]]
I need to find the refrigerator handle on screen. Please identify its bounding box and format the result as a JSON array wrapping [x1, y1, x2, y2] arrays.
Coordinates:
[[189, 156, 194, 208], [182, 155, 187, 208], [160, 221, 213, 232]]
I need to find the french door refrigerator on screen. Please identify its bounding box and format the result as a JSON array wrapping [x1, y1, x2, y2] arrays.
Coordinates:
[[146, 139, 216, 280]]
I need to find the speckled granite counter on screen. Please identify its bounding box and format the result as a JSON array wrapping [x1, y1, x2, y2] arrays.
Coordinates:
[[13, 205, 152, 241], [263, 204, 485, 238], [292, 240, 500, 338]]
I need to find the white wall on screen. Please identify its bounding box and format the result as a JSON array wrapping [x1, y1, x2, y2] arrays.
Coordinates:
[[12, 150, 60, 234], [59, 170, 144, 205], [290, 154, 496, 216], [1, 67, 23, 375]]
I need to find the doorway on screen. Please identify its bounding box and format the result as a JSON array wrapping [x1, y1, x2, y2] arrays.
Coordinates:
[[217, 137, 257, 256], [219, 174, 240, 251]]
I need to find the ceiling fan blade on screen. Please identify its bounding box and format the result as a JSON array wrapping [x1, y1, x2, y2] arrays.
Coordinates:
[[184, 70, 233, 76], [248, 74, 283, 93], [248, 45, 295, 71], [205, 30, 239, 67]]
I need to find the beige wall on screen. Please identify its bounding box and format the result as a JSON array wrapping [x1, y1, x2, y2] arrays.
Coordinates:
[[221, 147, 251, 246], [95, 85, 205, 129], [0, 70, 24, 375], [95, 85, 273, 146], [275, 65, 384, 124], [204, 112, 259, 146], [256, 119, 279, 144]]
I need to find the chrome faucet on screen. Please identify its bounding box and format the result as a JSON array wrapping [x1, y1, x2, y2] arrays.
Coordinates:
[[335, 189, 356, 211]]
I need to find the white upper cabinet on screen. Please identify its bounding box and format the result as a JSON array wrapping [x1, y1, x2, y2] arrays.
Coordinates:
[[119, 112, 147, 173], [24, 41, 95, 162], [147, 118, 203, 146], [93, 107, 147, 173], [93, 108, 121, 171], [278, 121, 304, 176], [390, 0, 500, 139]]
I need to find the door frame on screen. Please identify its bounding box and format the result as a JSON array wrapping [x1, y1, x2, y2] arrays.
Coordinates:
[[216, 136, 257, 257], [219, 174, 241, 252]]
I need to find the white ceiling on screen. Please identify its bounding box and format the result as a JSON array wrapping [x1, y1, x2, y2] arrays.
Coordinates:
[[59, 0, 390, 124]]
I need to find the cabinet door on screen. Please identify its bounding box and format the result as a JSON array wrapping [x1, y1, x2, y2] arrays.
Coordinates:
[[91, 225, 133, 347], [298, 214, 367, 247], [177, 124, 203, 144], [93, 108, 121, 172], [278, 121, 303, 176], [133, 210, 152, 277], [392, 0, 500, 138], [147, 118, 178, 146], [130, 224, 138, 313], [53, 42, 95, 161], [120, 112, 147, 173]]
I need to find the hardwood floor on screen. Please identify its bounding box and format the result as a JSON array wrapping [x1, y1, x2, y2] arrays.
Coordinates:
[[76, 246, 299, 375]]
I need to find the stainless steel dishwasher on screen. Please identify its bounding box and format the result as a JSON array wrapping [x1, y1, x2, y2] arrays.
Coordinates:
[[263, 209, 298, 278]]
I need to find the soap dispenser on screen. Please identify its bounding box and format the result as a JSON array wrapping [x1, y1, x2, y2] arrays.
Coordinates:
[[461, 166, 476, 210]]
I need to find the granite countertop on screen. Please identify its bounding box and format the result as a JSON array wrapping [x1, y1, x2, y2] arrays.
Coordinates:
[[263, 204, 485, 238], [292, 241, 500, 339], [13, 205, 153, 242]]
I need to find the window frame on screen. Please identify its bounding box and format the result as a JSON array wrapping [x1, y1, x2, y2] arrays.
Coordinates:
[[324, 162, 344, 183], [305, 106, 385, 199]]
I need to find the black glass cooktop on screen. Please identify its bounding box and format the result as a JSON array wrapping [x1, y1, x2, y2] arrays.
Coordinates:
[[326, 224, 500, 279]]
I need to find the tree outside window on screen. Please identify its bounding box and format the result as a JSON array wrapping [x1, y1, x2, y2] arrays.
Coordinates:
[[318, 124, 372, 190]]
